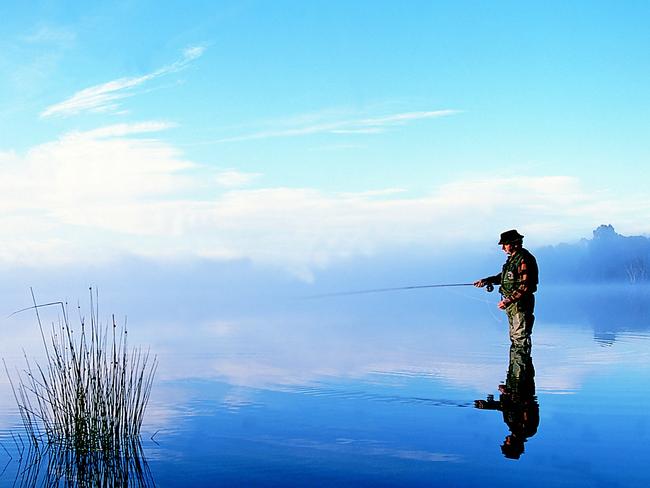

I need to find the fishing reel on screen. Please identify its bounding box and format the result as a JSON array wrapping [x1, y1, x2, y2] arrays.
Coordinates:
[[475, 393, 500, 410], [485, 283, 494, 293]]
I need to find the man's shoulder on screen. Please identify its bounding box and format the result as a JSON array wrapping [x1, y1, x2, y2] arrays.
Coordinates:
[[521, 248, 537, 261]]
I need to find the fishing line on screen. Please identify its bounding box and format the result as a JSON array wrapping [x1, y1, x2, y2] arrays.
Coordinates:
[[443, 287, 503, 324], [303, 283, 478, 299], [301, 281, 503, 324], [304, 279, 504, 324]]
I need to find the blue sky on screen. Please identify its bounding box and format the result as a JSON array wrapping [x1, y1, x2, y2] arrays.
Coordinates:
[[1, 1, 649, 278]]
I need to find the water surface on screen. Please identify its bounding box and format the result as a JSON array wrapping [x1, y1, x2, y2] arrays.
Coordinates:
[[1, 284, 649, 486]]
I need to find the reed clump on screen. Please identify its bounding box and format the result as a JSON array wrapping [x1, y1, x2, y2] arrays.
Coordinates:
[[5, 291, 157, 457]]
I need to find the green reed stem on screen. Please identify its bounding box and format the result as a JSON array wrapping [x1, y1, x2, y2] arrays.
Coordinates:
[[6, 291, 157, 456]]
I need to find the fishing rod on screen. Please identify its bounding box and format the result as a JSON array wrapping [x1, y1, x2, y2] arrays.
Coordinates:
[[305, 282, 494, 299]]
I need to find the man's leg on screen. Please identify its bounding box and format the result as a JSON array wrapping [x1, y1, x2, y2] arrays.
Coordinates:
[[507, 302, 532, 350], [506, 343, 535, 396]]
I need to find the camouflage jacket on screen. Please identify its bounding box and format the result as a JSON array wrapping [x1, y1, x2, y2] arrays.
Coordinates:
[[485, 248, 538, 302]]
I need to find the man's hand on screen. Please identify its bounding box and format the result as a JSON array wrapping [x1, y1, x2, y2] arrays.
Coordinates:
[[498, 298, 511, 310], [474, 279, 486, 288]]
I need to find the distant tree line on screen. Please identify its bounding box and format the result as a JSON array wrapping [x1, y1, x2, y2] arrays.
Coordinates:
[[537, 225, 650, 284]]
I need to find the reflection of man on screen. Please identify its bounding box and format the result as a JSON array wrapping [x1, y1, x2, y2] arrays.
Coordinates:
[[475, 346, 539, 459], [474, 229, 539, 350]]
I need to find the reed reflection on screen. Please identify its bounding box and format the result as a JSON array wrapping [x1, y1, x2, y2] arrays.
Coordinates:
[[11, 439, 155, 487], [475, 345, 539, 459]]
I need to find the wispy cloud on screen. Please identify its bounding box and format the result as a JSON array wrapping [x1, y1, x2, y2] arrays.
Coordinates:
[[76, 121, 178, 139], [22, 25, 76, 45], [211, 109, 459, 143], [215, 169, 262, 188], [40, 46, 206, 118]]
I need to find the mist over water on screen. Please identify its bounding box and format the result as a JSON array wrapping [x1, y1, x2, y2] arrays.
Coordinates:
[[0, 253, 649, 486]]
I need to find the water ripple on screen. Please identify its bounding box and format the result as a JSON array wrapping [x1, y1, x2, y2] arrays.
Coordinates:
[[282, 384, 472, 408]]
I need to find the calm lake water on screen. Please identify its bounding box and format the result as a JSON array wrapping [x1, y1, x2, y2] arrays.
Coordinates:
[[1, 283, 649, 486]]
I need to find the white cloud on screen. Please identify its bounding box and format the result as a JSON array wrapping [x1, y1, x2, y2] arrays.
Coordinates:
[[77, 121, 177, 139], [1, 126, 649, 274], [354, 110, 460, 127], [0, 122, 196, 264], [183, 45, 206, 60], [212, 109, 459, 143], [40, 46, 206, 118], [22, 24, 76, 45], [214, 169, 262, 188]]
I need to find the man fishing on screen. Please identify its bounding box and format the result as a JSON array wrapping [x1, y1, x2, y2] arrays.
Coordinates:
[[474, 230, 539, 350]]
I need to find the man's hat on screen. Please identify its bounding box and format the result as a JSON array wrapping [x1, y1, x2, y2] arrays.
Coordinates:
[[499, 229, 524, 245], [501, 436, 525, 459]]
